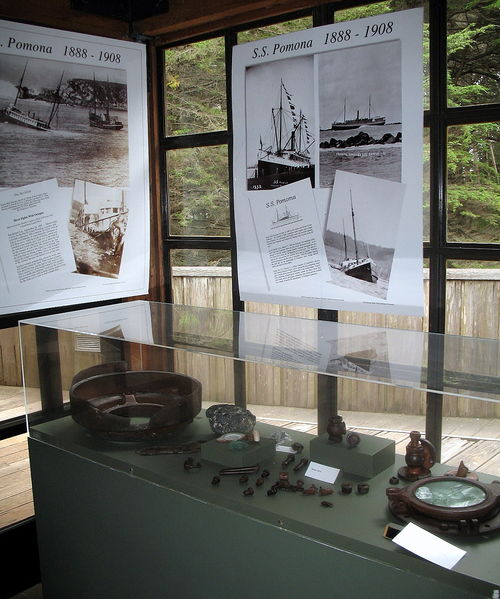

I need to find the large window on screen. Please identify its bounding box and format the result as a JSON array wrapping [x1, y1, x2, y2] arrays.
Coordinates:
[[158, 0, 499, 457], [159, 0, 499, 323]]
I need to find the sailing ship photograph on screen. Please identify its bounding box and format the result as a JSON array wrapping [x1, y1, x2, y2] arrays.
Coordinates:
[[245, 57, 315, 191], [0, 54, 128, 190], [318, 40, 402, 189], [324, 170, 405, 300]]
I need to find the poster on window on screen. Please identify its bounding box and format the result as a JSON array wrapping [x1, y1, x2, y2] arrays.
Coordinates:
[[0, 20, 149, 316], [232, 8, 424, 315]]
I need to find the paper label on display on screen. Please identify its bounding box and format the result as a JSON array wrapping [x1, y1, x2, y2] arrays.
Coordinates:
[[392, 522, 466, 569], [304, 460, 340, 484]]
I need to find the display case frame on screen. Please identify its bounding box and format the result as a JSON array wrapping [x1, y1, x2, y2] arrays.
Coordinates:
[[20, 301, 500, 599]]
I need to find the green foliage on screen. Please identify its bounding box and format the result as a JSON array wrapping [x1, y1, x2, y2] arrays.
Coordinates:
[[167, 145, 230, 237], [163, 2, 499, 246], [164, 37, 227, 136]]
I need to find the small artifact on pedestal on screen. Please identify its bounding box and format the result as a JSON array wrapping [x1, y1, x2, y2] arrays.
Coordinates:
[[327, 415, 346, 443], [311, 422, 394, 478], [398, 430, 436, 481], [327, 415, 361, 448]]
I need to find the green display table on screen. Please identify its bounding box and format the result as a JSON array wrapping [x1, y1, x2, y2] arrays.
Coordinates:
[[28, 415, 500, 599]]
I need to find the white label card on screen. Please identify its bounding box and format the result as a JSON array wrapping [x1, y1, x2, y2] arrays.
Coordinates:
[[304, 460, 340, 485], [392, 522, 466, 569]]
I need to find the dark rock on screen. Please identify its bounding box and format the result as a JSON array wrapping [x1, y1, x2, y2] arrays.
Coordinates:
[[205, 403, 256, 435]]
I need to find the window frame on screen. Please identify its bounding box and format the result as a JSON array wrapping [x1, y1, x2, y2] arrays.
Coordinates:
[[158, 0, 500, 459]]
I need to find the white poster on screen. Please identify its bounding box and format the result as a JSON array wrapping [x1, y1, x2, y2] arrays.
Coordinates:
[[232, 9, 424, 315], [0, 20, 149, 315]]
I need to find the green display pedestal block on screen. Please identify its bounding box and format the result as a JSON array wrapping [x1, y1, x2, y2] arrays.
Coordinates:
[[310, 433, 395, 478], [201, 437, 275, 467]]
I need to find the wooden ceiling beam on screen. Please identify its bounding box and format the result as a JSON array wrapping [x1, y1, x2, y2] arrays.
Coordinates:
[[0, 0, 129, 39], [136, 0, 336, 44]]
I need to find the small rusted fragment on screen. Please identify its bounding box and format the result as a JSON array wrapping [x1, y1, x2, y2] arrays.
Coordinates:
[[211, 475, 221, 486], [282, 454, 295, 468], [293, 458, 308, 472], [243, 487, 254, 496], [321, 501, 333, 508], [267, 487, 278, 496], [255, 477, 264, 487], [389, 476, 399, 485], [239, 474, 249, 484], [219, 465, 259, 475], [341, 482, 353, 495], [184, 457, 201, 471], [261, 469, 270, 478], [319, 487, 333, 496], [357, 483, 370, 495], [346, 432, 361, 448]]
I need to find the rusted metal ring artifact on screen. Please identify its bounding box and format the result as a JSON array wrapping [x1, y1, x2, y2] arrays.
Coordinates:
[[70, 365, 202, 441]]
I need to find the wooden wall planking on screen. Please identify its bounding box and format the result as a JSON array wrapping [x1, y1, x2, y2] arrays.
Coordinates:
[[1, 269, 499, 418]]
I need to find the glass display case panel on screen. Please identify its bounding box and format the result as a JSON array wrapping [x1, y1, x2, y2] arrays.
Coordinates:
[[20, 301, 500, 594]]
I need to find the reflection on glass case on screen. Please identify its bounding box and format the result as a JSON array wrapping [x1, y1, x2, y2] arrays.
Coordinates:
[[20, 301, 500, 598]]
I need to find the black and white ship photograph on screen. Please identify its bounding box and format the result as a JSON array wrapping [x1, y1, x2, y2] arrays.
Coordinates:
[[318, 40, 402, 189], [324, 170, 405, 300], [326, 330, 391, 381], [0, 54, 128, 190], [245, 56, 315, 191], [70, 180, 128, 278]]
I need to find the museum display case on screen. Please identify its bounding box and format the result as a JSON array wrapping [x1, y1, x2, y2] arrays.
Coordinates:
[[20, 301, 500, 599]]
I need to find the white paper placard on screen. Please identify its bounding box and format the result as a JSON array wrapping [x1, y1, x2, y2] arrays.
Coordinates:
[[304, 460, 340, 485], [0, 19, 149, 315], [232, 8, 425, 316], [392, 522, 466, 569]]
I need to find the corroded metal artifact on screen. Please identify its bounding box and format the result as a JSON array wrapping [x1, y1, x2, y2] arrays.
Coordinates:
[[293, 458, 308, 472], [398, 431, 436, 481], [341, 482, 353, 495], [327, 415, 346, 443], [70, 363, 202, 441], [445, 460, 479, 481], [184, 457, 201, 471], [387, 477, 500, 536], [137, 441, 204, 456], [357, 483, 370, 495], [346, 432, 361, 448], [219, 465, 260, 475]]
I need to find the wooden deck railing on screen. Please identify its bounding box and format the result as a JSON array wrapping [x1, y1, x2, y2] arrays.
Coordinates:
[[1, 269, 498, 419]]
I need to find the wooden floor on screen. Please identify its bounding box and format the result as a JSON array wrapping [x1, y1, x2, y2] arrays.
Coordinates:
[[0, 387, 498, 530]]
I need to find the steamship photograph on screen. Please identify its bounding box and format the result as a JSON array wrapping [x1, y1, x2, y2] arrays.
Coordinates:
[[0, 53, 128, 190], [70, 180, 128, 279], [318, 40, 402, 189], [245, 56, 315, 191], [324, 170, 405, 300]]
